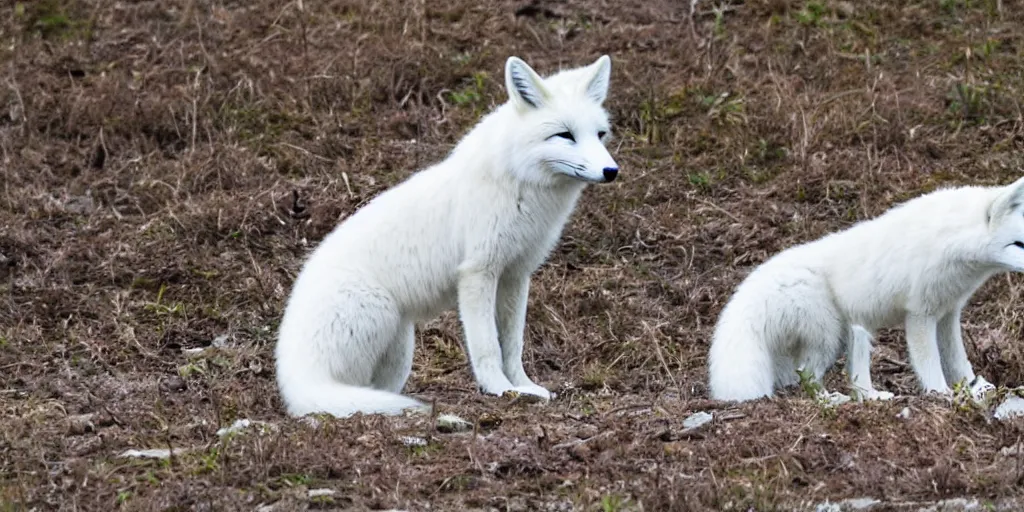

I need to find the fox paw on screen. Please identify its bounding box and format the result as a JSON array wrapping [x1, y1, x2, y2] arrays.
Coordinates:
[[816, 390, 852, 406], [501, 384, 552, 402], [969, 376, 996, 402], [854, 388, 895, 402]]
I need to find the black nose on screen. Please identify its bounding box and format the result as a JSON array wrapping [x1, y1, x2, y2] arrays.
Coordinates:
[[602, 167, 619, 182]]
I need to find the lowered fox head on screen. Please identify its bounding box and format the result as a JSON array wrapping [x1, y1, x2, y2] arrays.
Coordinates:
[[495, 55, 619, 186], [986, 176, 1024, 271]]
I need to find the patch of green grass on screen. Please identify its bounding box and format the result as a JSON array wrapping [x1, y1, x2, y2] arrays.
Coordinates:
[[116, 490, 132, 506], [712, 6, 727, 39], [797, 367, 822, 399], [405, 438, 443, 457], [15, 1, 91, 40], [196, 446, 220, 474], [939, 0, 1002, 17], [946, 82, 990, 123], [600, 493, 631, 512], [143, 284, 186, 317], [217, 103, 302, 143], [795, 1, 828, 26], [580, 363, 614, 391], [447, 71, 489, 111], [439, 474, 477, 492], [280, 473, 313, 487], [974, 38, 1001, 60], [178, 360, 207, 378], [698, 92, 747, 126], [687, 168, 726, 192]]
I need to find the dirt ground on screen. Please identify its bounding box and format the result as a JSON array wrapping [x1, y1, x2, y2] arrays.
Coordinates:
[[3, 0, 1024, 510]]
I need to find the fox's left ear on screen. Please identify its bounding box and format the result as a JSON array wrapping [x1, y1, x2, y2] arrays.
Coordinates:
[[988, 175, 1024, 227], [583, 55, 612, 105]]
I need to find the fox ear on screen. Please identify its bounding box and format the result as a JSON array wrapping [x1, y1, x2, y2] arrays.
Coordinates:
[[505, 57, 549, 110], [583, 55, 612, 105], [988, 175, 1024, 227]]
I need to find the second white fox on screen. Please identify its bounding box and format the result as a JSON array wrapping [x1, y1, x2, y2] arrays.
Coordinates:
[[709, 178, 1024, 402]]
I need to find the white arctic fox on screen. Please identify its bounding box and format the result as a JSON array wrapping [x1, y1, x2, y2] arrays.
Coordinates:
[[275, 55, 620, 417], [709, 177, 1024, 402]]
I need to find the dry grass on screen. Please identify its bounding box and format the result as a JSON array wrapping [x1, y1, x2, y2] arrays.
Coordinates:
[[3, 0, 1024, 510]]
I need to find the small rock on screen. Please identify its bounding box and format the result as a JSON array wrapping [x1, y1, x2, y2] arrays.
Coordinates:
[[118, 448, 189, 459], [682, 411, 713, 432], [64, 195, 95, 215], [815, 497, 879, 511], [815, 502, 842, 512], [569, 443, 591, 460], [436, 413, 472, 433], [307, 489, 336, 498], [212, 334, 230, 348], [843, 497, 880, 510], [160, 375, 187, 393], [67, 411, 114, 435], [896, 407, 911, 419], [819, 391, 852, 407], [70, 436, 104, 456], [399, 436, 427, 447], [835, 2, 855, 17], [994, 396, 1024, 421], [216, 418, 276, 437], [67, 413, 97, 435], [1000, 443, 1023, 457], [576, 423, 600, 439], [217, 419, 252, 437], [927, 498, 981, 511]]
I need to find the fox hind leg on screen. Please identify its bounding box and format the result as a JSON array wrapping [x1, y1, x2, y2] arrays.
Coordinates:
[[371, 321, 416, 393], [793, 315, 850, 404]]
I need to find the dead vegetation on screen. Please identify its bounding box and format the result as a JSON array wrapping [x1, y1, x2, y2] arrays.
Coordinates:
[[2, 0, 1024, 510]]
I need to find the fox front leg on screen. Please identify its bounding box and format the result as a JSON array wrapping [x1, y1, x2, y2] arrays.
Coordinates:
[[846, 326, 894, 401], [904, 314, 952, 396], [457, 264, 549, 400], [496, 273, 551, 399], [936, 309, 994, 401]]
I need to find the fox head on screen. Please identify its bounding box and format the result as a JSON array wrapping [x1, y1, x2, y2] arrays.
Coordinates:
[[986, 176, 1024, 271], [500, 55, 619, 185]]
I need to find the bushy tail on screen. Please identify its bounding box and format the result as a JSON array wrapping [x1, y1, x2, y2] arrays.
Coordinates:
[[281, 378, 430, 419], [707, 306, 775, 402]]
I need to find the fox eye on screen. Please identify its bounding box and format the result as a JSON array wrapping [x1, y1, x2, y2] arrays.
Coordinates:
[[552, 131, 575, 142], [598, 130, 607, 139]]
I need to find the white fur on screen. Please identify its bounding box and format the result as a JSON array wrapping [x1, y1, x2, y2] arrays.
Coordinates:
[[275, 55, 620, 418], [709, 177, 1024, 402]]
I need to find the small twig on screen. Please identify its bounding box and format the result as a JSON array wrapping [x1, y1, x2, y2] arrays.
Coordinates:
[[341, 172, 354, 199], [602, 403, 653, 418], [551, 430, 614, 450], [645, 321, 680, 393], [468, 418, 483, 473], [697, 198, 740, 223], [277, 142, 332, 162]]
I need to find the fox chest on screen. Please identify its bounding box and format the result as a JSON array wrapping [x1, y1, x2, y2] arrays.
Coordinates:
[[471, 192, 578, 271]]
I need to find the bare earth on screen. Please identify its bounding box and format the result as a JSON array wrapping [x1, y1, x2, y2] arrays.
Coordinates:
[[3, 0, 1024, 510]]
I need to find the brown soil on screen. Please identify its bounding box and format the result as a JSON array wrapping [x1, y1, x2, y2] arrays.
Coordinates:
[[3, 0, 1024, 510]]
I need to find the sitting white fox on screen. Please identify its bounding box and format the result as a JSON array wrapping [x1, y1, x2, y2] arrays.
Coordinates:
[[275, 55, 620, 417], [709, 177, 1024, 402]]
